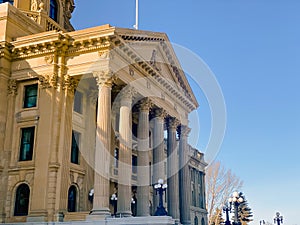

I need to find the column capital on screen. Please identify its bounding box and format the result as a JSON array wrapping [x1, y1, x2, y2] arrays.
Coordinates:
[[167, 117, 180, 130], [93, 70, 116, 88], [153, 108, 167, 120], [63, 75, 80, 93], [120, 86, 137, 103], [138, 98, 153, 112], [178, 125, 191, 138]]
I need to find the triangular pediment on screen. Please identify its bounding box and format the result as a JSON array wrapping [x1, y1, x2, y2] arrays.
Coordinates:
[[115, 28, 198, 108]]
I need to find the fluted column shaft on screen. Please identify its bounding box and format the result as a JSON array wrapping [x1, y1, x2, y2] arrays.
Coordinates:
[[136, 99, 151, 216], [179, 126, 192, 225], [152, 109, 166, 212], [167, 118, 180, 221], [117, 88, 135, 217], [91, 76, 112, 216]]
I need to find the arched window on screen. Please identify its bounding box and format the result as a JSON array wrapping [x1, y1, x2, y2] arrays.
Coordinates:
[[194, 216, 199, 225], [0, 0, 14, 5], [14, 184, 30, 216], [49, 0, 58, 22], [67, 186, 77, 212], [201, 218, 205, 225]]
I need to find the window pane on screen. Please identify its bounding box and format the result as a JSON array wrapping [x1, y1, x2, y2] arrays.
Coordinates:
[[73, 91, 83, 114], [132, 155, 137, 174], [24, 84, 38, 108], [71, 131, 80, 164], [19, 127, 35, 161], [14, 184, 30, 216], [49, 0, 58, 22]]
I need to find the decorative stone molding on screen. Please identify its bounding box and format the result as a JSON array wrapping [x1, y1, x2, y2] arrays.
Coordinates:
[[98, 50, 109, 59], [7, 79, 17, 96], [31, 0, 40, 11], [38, 73, 58, 89], [44, 55, 54, 65]]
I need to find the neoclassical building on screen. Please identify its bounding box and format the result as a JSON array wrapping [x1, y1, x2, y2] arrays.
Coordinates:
[[0, 0, 208, 224]]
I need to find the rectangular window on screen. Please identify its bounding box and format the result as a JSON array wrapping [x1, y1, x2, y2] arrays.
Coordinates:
[[114, 148, 119, 168], [132, 155, 137, 174], [74, 91, 83, 114], [71, 131, 80, 164], [19, 127, 35, 161], [23, 84, 38, 108]]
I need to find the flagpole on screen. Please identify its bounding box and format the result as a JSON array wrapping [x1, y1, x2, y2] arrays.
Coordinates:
[[134, 0, 139, 29]]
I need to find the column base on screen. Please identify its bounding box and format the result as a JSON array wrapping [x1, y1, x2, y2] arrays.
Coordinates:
[[87, 207, 110, 220], [116, 210, 132, 218], [154, 206, 168, 216], [27, 210, 48, 222]]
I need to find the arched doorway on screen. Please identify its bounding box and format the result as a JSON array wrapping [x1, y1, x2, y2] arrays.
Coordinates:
[[194, 216, 199, 225], [14, 184, 30, 216], [67, 185, 77, 212]]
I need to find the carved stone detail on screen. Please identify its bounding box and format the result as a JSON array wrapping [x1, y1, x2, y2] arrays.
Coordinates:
[[178, 125, 191, 138], [31, 0, 39, 11], [138, 98, 153, 112], [120, 86, 137, 101], [7, 79, 17, 96], [64, 75, 79, 93], [38, 73, 58, 89], [167, 117, 180, 130], [153, 108, 167, 120], [44, 55, 54, 64], [93, 71, 115, 87]]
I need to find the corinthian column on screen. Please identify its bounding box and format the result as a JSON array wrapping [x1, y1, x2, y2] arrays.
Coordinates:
[[90, 71, 114, 216], [179, 125, 192, 225], [167, 117, 180, 222], [136, 98, 152, 216], [117, 87, 136, 217], [152, 108, 167, 213]]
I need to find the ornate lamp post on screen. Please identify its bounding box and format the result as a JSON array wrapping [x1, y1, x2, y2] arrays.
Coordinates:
[[154, 178, 168, 216], [110, 193, 117, 216], [228, 191, 244, 225], [274, 212, 283, 225], [223, 203, 232, 225]]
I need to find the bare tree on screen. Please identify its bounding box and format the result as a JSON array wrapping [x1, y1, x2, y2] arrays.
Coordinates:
[[206, 161, 243, 225]]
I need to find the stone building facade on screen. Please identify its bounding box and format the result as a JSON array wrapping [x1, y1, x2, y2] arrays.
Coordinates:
[[0, 1, 208, 224]]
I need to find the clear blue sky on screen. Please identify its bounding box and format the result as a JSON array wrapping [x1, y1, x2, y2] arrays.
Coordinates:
[[71, 1, 300, 225]]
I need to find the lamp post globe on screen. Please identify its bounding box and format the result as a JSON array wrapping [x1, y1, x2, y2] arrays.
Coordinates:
[[154, 178, 168, 216], [229, 191, 243, 225]]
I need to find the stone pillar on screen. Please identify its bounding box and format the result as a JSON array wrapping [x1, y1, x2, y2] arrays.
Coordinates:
[[152, 109, 167, 212], [136, 99, 152, 216], [117, 87, 136, 217], [90, 72, 114, 216], [179, 125, 192, 225], [167, 117, 180, 222]]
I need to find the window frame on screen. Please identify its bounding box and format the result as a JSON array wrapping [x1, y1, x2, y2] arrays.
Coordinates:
[[71, 130, 80, 165], [14, 184, 30, 216], [19, 127, 35, 161], [49, 0, 58, 22], [67, 185, 77, 212], [23, 83, 38, 109]]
